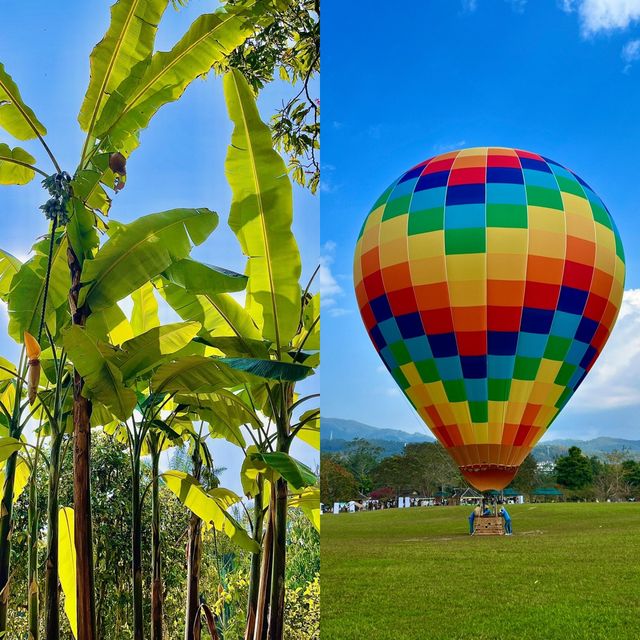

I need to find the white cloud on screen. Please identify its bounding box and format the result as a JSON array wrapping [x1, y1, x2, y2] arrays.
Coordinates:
[[622, 37, 640, 60], [563, 0, 640, 35], [461, 0, 478, 12], [622, 37, 640, 71], [506, 0, 527, 13], [569, 289, 640, 410], [433, 140, 467, 154], [320, 241, 352, 317]]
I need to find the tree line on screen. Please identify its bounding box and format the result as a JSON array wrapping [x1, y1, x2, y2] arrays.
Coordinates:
[[321, 439, 640, 505]]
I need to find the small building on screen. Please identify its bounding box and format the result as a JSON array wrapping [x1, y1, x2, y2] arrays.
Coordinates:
[[457, 487, 483, 505], [531, 487, 564, 503]]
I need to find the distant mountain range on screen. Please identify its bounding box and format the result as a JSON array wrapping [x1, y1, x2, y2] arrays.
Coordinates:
[[321, 417, 640, 461]]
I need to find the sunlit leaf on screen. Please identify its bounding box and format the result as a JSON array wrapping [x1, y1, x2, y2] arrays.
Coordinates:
[[162, 470, 258, 552], [80, 208, 218, 311], [58, 506, 77, 638], [295, 409, 319, 449], [224, 68, 301, 347], [78, 0, 169, 140], [130, 281, 160, 336], [0, 62, 47, 140], [0, 437, 23, 462], [289, 486, 320, 532], [62, 325, 136, 421], [251, 451, 316, 491], [151, 355, 252, 394], [0, 249, 21, 302], [0, 457, 29, 504], [158, 278, 261, 342], [163, 258, 247, 295], [109, 320, 201, 381], [94, 3, 265, 155], [7, 234, 70, 342], [0, 143, 36, 185]]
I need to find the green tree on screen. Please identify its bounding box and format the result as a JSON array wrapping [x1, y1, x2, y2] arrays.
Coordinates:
[[509, 454, 537, 494], [320, 456, 358, 504], [371, 455, 408, 496], [555, 446, 593, 490], [339, 439, 382, 495]]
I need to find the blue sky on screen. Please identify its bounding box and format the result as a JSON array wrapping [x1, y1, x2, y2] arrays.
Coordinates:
[[322, 0, 640, 441], [0, 1, 319, 492]]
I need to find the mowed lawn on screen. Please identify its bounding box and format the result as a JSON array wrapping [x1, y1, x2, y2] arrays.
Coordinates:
[[321, 503, 640, 640]]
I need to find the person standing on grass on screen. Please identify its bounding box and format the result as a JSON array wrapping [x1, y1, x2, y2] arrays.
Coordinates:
[[499, 506, 512, 535], [469, 503, 482, 535]]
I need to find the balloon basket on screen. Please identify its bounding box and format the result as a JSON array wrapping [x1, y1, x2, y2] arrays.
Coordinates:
[[473, 516, 505, 536]]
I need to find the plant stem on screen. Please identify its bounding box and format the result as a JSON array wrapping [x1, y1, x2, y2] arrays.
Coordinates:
[[252, 502, 273, 640], [266, 478, 287, 640], [245, 479, 264, 639], [132, 449, 144, 640], [267, 383, 293, 640], [184, 449, 203, 640], [68, 244, 96, 640], [27, 462, 40, 639], [45, 432, 63, 640], [150, 442, 163, 640], [0, 450, 18, 631]]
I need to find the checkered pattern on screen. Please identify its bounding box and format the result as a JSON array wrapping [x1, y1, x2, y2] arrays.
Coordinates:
[[354, 147, 625, 489]]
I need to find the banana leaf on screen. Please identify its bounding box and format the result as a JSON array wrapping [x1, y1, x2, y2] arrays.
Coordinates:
[[108, 320, 201, 381], [162, 258, 247, 295], [79, 207, 218, 311], [0, 143, 37, 185], [62, 325, 136, 421], [7, 233, 70, 342], [78, 0, 169, 138], [157, 278, 261, 341], [130, 281, 160, 336], [94, 2, 267, 155], [0, 248, 21, 302], [224, 68, 302, 348], [58, 507, 78, 638], [162, 470, 258, 552], [250, 451, 317, 491], [0, 62, 47, 140]]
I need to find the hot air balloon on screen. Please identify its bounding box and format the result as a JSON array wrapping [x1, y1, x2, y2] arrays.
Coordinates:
[[354, 147, 625, 491]]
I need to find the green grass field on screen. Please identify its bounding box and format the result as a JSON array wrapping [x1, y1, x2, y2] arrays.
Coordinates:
[[321, 503, 640, 640]]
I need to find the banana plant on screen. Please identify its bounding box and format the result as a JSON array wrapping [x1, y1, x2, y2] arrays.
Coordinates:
[[157, 69, 320, 640], [0, 1, 279, 636]]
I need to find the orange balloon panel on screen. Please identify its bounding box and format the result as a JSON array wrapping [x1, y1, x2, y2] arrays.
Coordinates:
[[354, 147, 625, 490]]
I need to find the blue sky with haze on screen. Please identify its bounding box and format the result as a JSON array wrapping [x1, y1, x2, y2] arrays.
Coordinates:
[[0, 1, 319, 492], [322, 0, 640, 441]]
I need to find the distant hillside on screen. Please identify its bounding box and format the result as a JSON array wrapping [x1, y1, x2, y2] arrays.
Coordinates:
[[533, 437, 640, 461], [322, 417, 640, 461], [322, 417, 432, 445]]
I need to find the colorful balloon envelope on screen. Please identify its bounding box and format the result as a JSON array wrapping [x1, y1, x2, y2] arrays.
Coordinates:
[[354, 147, 625, 490]]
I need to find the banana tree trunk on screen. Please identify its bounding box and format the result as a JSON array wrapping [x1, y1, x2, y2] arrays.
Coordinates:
[[266, 384, 294, 640], [252, 504, 273, 640], [132, 453, 144, 640], [245, 483, 264, 640], [184, 451, 203, 640], [28, 469, 40, 639], [45, 432, 63, 640], [68, 245, 96, 640], [0, 450, 18, 632], [266, 478, 288, 640], [150, 446, 163, 640]]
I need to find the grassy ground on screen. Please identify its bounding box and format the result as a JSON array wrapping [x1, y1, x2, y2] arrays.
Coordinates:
[[321, 503, 640, 640]]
